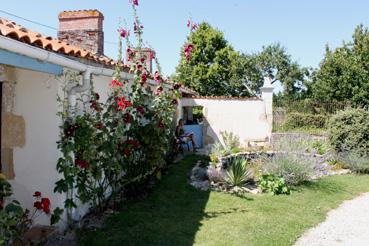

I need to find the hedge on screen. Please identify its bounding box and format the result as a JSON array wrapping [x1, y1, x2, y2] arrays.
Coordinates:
[[283, 112, 327, 130]]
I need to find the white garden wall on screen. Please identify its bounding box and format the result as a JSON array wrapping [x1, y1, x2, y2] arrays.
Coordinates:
[[179, 83, 273, 149]]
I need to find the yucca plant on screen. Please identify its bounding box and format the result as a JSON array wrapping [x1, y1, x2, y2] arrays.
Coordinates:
[[225, 158, 252, 187]]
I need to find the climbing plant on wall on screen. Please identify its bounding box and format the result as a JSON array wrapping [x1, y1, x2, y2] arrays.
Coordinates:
[[54, 0, 181, 226]]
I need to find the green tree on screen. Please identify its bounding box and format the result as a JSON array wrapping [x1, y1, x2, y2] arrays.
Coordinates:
[[175, 23, 308, 98], [174, 22, 247, 96], [312, 25, 369, 105]]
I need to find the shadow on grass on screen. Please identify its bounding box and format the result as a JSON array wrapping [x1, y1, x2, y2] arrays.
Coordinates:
[[78, 155, 211, 246], [292, 178, 346, 194]]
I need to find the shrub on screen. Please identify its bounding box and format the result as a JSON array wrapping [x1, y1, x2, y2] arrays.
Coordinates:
[[207, 166, 226, 183], [209, 142, 228, 164], [328, 108, 369, 156], [311, 140, 328, 155], [258, 174, 290, 195], [283, 112, 327, 130], [272, 136, 311, 153], [338, 152, 369, 173], [220, 131, 240, 151], [262, 155, 314, 185], [225, 158, 252, 187]]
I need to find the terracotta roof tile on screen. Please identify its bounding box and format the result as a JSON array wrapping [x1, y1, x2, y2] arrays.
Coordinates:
[[0, 16, 116, 67], [0, 15, 196, 94]]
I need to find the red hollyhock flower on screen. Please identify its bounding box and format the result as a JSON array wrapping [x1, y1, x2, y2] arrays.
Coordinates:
[[116, 97, 133, 111], [123, 148, 130, 157], [173, 83, 182, 90], [33, 191, 42, 197], [90, 100, 101, 112], [41, 198, 51, 214], [75, 159, 89, 169], [95, 93, 100, 101], [136, 106, 145, 115], [187, 20, 191, 28], [96, 122, 104, 130], [34, 201, 42, 210], [136, 63, 143, 71], [156, 86, 164, 95], [110, 79, 123, 88], [126, 140, 140, 149], [172, 99, 178, 106], [123, 113, 132, 124], [149, 51, 155, 60], [141, 72, 148, 84], [157, 121, 165, 129], [140, 57, 145, 63]]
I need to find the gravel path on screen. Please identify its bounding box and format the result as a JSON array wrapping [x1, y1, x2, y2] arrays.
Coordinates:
[[295, 192, 369, 246]]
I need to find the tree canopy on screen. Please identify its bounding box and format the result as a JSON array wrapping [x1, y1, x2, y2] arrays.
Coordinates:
[[312, 25, 369, 105], [174, 22, 308, 98]]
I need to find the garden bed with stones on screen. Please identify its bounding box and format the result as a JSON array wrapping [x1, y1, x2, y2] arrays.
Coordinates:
[[189, 151, 350, 193]]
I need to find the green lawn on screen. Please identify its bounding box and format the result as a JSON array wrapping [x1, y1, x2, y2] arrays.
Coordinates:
[[78, 155, 369, 246]]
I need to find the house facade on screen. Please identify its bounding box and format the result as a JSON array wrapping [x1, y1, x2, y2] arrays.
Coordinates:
[[0, 9, 273, 229]]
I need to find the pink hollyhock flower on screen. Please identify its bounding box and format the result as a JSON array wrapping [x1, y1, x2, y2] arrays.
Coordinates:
[[149, 51, 155, 60], [118, 27, 128, 38], [184, 44, 194, 61], [187, 20, 191, 28], [154, 71, 162, 84], [140, 57, 146, 63], [110, 79, 123, 88], [192, 23, 198, 31]]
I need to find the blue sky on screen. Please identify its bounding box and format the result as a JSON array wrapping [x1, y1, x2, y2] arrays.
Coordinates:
[[1, 0, 369, 76]]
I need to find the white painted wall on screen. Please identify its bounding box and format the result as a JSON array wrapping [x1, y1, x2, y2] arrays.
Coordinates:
[[180, 97, 272, 148], [10, 68, 64, 226]]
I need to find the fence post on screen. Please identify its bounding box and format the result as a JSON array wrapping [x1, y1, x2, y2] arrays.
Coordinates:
[[261, 77, 274, 141]]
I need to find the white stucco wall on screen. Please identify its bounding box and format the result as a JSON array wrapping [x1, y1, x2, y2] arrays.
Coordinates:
[[10, 68, 64, 225], [7, 68, 118, 226], [5, 66, 165, 227], [180, 97, 272, 148]]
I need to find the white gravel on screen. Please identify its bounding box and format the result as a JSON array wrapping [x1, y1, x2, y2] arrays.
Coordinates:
[[295, 192, 369, 246]]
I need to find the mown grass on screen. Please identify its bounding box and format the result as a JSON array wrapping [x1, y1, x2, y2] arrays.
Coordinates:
[[78, 155, 369, 246]]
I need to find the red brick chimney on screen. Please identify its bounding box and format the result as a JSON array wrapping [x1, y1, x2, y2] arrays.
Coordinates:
[[57, 10, 104, 55]]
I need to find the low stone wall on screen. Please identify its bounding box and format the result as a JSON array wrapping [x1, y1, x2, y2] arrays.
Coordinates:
[[218, 151, 330, 170], [271, 133, 327, 145]]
